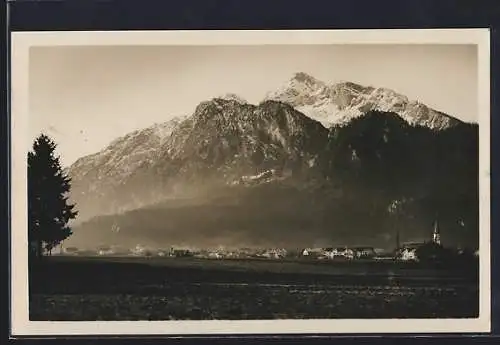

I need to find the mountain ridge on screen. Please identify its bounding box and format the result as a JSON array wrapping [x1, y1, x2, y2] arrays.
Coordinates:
[[265, 72, 464, 129], [63, 74, 478, 250], [68, 99, 329, 222]]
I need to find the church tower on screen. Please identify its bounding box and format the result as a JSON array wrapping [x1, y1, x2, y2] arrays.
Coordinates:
[[432, 219, 441, 245]]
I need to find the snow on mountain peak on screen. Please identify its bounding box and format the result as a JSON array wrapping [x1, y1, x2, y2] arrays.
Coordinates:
[[265, 73, 461, 130], [216, 93, 249, 104], [69, 115, 187, 188], [264, 72, 336, 128]]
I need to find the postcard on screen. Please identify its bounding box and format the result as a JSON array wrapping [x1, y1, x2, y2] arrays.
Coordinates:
[[10, 29, 491, 336]]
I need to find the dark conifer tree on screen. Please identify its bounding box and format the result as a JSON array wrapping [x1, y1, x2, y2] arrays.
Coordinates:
[[28, 134, 78, 259]]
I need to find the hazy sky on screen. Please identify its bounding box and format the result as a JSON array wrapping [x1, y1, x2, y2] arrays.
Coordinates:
[[29, 44, 478, 166]]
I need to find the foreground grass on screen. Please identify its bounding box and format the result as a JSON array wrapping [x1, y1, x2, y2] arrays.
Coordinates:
[[29, 256, 479, 320]]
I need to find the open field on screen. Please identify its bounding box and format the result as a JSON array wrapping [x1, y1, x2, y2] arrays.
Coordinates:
[[29, 256, 479, 320]]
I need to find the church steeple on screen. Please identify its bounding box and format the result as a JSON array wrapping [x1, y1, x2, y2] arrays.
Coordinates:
[[432, 219, 441, 245]]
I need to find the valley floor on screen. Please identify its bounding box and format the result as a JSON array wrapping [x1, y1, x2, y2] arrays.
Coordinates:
[[29, 256, 479, 320]]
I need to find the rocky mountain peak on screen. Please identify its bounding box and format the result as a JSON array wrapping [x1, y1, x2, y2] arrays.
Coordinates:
[[266, 73, 463, 130], [66, 72, 470, 232], [291, 72, 323, 85], [216, 93, 249, 104]]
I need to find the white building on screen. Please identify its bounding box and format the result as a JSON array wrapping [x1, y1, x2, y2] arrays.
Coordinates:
[[399, 247, 418, 261], [331, 247, 355, 259], [208, 251, 223, 259], [131, 244, 146, 256]]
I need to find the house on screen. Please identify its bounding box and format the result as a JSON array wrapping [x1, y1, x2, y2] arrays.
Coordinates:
[[63, 247, 79, 255], [353, 247, 376, 259], [326, 247, 355, 260], [399, 247, 418, 261], [395, 242, 425, 261], [301, 248, 324, 259], [131, 244, 146, 256], [341, 248, 355, 260], [320, 248, 335, 260], [97, 245, 114, 256], [208, 251, 223, 259], [262, 248, 287, 259], [236, 248, 255, 258], [302, 248, 310, 256]]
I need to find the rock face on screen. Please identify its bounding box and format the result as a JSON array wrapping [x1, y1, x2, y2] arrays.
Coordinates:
[[156, 99, 328, 181], [64, 73, 478, 250], [68, 99, 329, 221], [68, 116, 187, 218], [265, 72, 462, 130]]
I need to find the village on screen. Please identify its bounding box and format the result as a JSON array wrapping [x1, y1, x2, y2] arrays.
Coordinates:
[[58, 220, 479, 263]]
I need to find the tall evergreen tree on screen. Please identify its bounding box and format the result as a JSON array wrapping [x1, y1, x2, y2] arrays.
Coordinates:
[[28, 134, 78, 259]]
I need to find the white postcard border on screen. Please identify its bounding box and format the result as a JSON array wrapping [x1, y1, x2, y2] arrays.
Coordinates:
[[10, 29, 491, 336]]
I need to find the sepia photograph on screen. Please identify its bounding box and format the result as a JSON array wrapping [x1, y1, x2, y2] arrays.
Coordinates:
[[10, 29, 490, 335]]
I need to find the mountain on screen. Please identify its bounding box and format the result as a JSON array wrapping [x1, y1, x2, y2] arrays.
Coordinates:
[[66, 110, 479, 250], [64, 76, 478, 251], [152, 98, 328, 182], [265, 72, 463, 130], [68, 99, 328, 222], [68, 116, 186, 219]]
